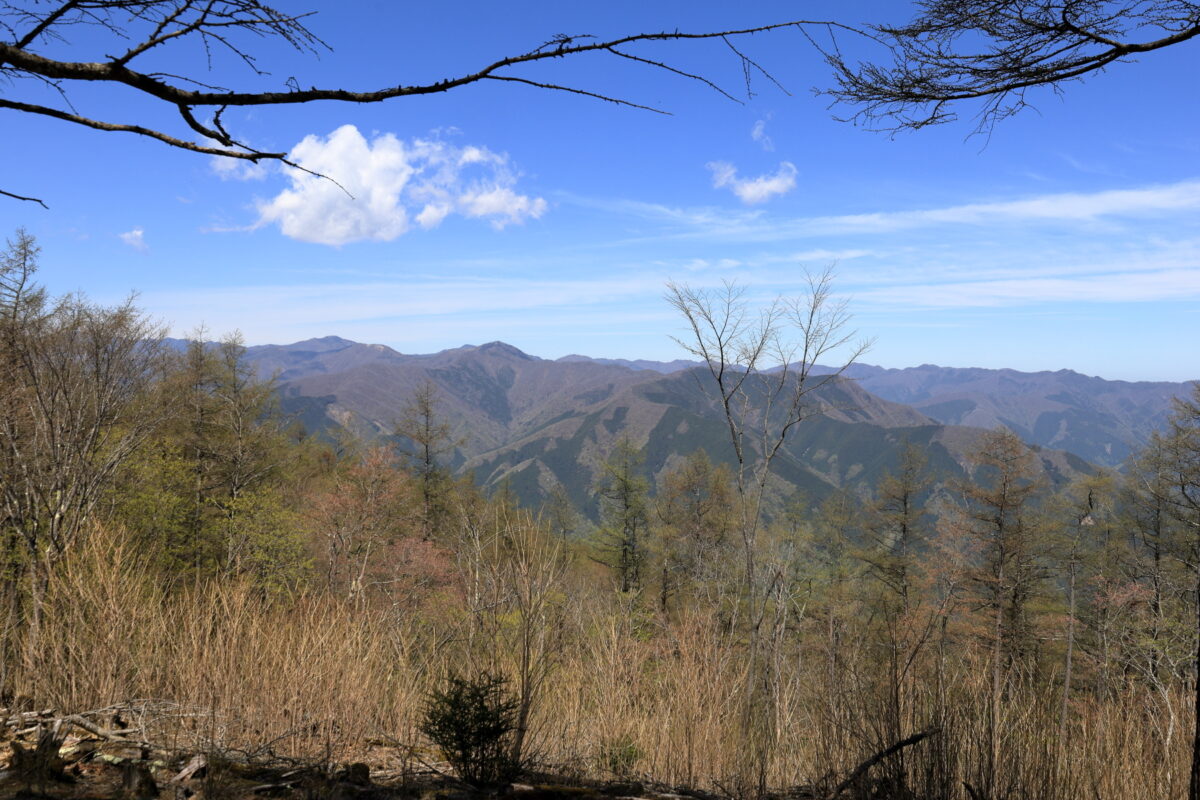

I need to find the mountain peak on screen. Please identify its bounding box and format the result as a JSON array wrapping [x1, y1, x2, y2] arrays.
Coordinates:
[[287, 335, 356, 352], [475, 341, 537, 360]]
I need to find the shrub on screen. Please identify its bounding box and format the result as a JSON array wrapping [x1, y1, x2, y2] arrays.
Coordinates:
[[419, 672, 520, 787], [597, 732, 642, 778]]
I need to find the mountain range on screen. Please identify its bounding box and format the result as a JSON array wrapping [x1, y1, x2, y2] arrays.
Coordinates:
[[543, 353, 1189, 470], [193, 335, 1196, 517]]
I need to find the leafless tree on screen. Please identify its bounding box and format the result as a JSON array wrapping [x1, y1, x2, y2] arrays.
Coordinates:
[[0, 1, 830, 206], [818, 0, 1200, 133], [454, 504, 565, 771], [666, 269, 869, 592], [0, 229, 168, 633], [665, 268, 869, 796], [1147, 385, 1200, 800], [309, 443, 412, 604]]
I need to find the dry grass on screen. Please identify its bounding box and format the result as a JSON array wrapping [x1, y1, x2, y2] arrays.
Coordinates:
[[6, 526, 1192, 799], [13, 529, 419, 762]]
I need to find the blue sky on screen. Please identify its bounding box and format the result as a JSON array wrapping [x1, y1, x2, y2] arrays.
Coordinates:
[[2, 1, 1198, 381]]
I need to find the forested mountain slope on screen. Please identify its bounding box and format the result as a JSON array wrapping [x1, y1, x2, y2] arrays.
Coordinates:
[[558, 353, 1193, 469], [237, 338, 1094, 514], [842, 363, 1191, 468]]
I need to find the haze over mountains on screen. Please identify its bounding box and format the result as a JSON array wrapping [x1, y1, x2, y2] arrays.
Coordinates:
[[188, 335, 1196, 517], [842, 364, 1186, 469], [551, 353, 1189, 470]]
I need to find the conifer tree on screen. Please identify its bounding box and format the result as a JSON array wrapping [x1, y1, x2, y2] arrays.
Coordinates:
[[654, 450, 734, 611], [397, 380, 461, 540], [593, 438, 650, 594], [957, 428, 1045, 798], [858, 443, 932, 777]]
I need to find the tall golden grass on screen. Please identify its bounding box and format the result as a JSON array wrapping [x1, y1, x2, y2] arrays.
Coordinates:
[[7, 525, 1191, 799]]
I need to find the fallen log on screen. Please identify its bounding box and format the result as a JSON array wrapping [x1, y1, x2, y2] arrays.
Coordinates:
[[169, 753, 208, 784]]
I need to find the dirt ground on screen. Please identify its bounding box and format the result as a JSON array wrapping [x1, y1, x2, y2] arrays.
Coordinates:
[[0, 736, 717, 800]]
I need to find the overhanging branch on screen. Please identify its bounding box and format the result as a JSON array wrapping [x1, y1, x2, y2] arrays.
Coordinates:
[[0, 2, 836, 204], [0, 187, 48, 209], [816, 1, 1200, 133]]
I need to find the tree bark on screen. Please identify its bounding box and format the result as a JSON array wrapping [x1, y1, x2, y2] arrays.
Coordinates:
[[1190, 573, 1200, 800]]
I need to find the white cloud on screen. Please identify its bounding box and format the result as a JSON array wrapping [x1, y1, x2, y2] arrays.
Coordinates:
[[561, 193, 764, 231], [211, 156, 268, 181], [707, 161, 797, 205], [602, 177, 1200, 248], [799, 180, 1200, 235], [459, 187, 546, 228], [857, 268, 1200, 308], [255, 125, 546, 245], [119, 228, 148, 252], [750, 118, 774, 151]]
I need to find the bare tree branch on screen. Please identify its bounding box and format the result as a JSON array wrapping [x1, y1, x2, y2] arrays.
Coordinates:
[[0, 187, 47, 208], [0, 2, 834, 202], [816, 1, 1200, 133], [482, 74, 671, 114], [0, 17, 821, 106]]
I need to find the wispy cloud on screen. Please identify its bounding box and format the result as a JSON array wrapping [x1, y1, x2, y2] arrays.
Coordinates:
[[558, 193, 764, 235], [707, 161, 797, 205], [144, 272, 672, 336], [799, 180, 1200, 235], [750, 118, 774, 152], [581, 180, 1200, 310], [157, 176, 1200, 374], [1059, 153, 1121, 178], [255, 125, 546, 245], [119, 228, 148, 252], [598, 178, 1200, 247], [857, 268, 1200, 308]]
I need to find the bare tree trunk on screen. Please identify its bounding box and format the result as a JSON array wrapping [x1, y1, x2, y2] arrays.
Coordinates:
[[1190, 573, 1200, 800], [666, 273, 867, 799], [1059, 558, 1077, 748], [991, 566, 1004, 800], [889, 615, 904, 786], [0, 572, 19, 698]]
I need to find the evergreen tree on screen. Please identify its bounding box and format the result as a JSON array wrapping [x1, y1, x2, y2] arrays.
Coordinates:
[[956, 428, 1046, 798], [396, 380, 461, 540], [113, 332, 307, 589], [654, 450, 734, 611], [861, 442, 931, 613], [593, 439, 650, 594]]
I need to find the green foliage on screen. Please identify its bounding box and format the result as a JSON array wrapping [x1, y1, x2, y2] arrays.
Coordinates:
[[597, 732, 642, 778], [224, 488, 310, 594], [592, 438, 650, 593], [111, 442, 213, 577], [419, 672, 520, 787], [110, 332, 311, 591]]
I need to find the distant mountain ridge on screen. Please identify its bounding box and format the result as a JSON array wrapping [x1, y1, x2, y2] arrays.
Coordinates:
[[559, 353, 1195, 468], [169, 337, 1192, 477], [556, 354, 702, 374], [840, 363, 1191, 468], [209, 337, 1116, 515]]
